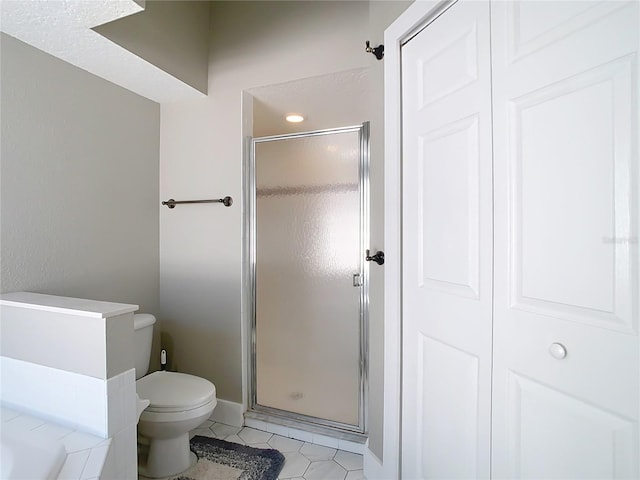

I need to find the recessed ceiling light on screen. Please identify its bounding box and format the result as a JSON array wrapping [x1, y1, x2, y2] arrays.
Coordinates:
[[285, 114, 305, 123]]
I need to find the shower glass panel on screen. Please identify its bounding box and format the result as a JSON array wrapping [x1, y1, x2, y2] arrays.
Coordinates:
[[252, 126, 366, 430]]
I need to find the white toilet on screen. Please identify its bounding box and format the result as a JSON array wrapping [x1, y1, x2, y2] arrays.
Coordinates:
[[134, 313, 217, 478]]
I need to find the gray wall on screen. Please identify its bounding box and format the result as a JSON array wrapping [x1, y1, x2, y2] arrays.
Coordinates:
[[0, 34, 161, 357], [159, 0, 411, 461], [159, 0, 369, 403]]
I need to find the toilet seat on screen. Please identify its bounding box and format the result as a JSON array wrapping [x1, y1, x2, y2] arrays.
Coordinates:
[[137, 371, 216, 413], [138, 398, 217, 427]]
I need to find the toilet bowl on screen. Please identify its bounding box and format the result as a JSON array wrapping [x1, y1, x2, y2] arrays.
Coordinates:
[[134, 314, 217, 478]]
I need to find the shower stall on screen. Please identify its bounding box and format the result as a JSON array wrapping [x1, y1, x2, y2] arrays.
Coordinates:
[[246, 123, 369, 436]]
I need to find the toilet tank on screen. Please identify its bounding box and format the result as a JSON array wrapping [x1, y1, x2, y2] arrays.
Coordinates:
[[133, 313, 156, 380]]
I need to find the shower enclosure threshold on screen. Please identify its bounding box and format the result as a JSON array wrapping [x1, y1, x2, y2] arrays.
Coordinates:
[[244, 409, 367, 447]]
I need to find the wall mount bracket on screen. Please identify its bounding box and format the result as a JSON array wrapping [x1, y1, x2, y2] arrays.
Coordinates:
[[365, 41, 384, 60]]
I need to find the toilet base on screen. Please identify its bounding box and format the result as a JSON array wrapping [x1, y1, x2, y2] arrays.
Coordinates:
[[138, 432, 197, 478]]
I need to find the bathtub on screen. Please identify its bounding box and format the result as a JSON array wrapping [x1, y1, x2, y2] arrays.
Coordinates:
[[1, 422, 67, 480]]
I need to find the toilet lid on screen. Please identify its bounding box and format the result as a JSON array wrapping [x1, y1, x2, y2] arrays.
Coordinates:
[[137, 371, 216, 412]]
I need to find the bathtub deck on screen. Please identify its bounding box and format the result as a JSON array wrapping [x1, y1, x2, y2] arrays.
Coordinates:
[[1, 406, 113, 480]]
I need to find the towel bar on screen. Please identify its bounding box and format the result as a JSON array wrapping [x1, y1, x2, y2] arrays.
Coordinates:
[[162, 196, 233, 208]]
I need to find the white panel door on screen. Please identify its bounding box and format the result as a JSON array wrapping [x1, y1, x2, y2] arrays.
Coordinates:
[[401, 1, 493, 478], [491, 1, 640, 478]]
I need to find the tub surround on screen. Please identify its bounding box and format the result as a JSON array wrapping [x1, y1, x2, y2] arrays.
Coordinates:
[[1, 406, 112, 480], [0, 292, 140, 479], [0, 292, 138, 317], [0, 357, 137, 439], [0, 292, 137, 379]]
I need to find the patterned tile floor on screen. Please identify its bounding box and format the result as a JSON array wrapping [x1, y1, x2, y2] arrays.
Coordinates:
[[190, 421, 366, 480]]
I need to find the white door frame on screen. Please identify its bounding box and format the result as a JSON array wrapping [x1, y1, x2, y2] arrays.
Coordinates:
[[372, 1, 457, 478]]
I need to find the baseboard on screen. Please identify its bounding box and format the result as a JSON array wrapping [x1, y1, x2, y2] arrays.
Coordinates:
[[209, 399, 244, 427], [363, 441, 388, 479]]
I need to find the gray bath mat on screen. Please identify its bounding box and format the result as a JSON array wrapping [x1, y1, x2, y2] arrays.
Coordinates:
[[171, 435, 285, 480]]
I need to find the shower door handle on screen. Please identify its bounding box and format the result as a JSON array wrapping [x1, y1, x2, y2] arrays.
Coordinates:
[[366, 250, 385, 265], [353, 274, 363, 287]]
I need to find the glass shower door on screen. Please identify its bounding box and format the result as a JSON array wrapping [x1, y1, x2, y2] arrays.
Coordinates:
[[252, 125, 366, 431]]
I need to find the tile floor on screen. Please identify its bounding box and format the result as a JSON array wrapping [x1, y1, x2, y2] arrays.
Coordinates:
[[190, 421, 365, 480]]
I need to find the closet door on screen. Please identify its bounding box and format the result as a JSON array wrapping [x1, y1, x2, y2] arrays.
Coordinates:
[[491, 1, 639, 478], [401, 1, 493, 478]]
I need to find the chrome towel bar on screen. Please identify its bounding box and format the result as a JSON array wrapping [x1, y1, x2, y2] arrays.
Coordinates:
[[162, 196, 233, 209]]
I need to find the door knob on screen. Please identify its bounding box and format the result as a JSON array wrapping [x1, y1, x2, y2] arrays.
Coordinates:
[[366, 250, 385, 265], [549, 343, 567, 360]]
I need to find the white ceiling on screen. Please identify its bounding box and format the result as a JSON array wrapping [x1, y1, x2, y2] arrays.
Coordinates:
[[0, 0, 205, 103], [250, 68, 370, 138]]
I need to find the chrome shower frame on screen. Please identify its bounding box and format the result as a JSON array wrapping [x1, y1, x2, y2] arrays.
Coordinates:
[[243, 123, 370, 438]]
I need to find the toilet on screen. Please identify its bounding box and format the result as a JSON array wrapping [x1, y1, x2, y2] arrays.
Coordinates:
[[134, 313, 217, 478]]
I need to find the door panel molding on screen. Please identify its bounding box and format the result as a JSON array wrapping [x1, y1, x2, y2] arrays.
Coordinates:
[[507, 55, 636, 333], [506, 371, 636, 479], [416, 335, 481, 479], [417, 21, 479, 108], [418, 113, 481, 299], [507, 1, 627, 63]]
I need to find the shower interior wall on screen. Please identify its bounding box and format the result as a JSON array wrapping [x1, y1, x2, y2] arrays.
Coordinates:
[[159, 0, 412, 463]]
